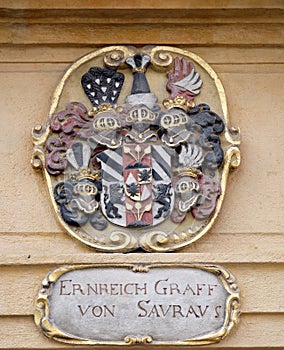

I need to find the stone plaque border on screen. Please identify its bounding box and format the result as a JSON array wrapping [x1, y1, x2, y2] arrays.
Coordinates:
[[35, 263, 240, 346]]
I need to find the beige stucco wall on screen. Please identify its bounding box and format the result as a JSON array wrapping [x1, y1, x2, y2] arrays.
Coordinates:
[[0, 1, 283, 349]]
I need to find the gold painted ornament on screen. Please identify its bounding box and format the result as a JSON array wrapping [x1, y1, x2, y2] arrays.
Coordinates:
[[35, 263, 240, 345], [31, 45, 240, 252]]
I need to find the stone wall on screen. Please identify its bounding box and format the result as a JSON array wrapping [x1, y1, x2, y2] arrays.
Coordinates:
[[0, 1, 283, 349]]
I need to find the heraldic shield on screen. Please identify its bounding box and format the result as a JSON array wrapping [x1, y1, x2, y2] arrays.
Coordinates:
[[97, 144, 173, 227], [31, 46, 241, 252]]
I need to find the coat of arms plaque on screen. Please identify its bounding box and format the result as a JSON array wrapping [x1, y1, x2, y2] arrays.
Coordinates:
[[31, 46, 240, 252]]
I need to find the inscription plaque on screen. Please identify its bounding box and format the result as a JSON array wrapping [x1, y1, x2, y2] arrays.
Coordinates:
[[35, 264, 240, 345]]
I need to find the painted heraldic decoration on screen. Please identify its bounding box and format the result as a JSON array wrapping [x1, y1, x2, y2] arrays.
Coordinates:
[[31, 46, 240, 252]]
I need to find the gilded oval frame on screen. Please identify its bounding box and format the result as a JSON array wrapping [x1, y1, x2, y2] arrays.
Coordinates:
[[31, 45, 240, 252]]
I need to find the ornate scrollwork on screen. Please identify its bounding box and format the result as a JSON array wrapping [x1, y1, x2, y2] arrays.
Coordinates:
[[31, 147, 45, 170], [147, 47, 173, 71], [225, 146, 241, 171], [103, 47, 136, 69], [139, 224, 207, 252], [75, 229, 138, 253], [35, 292, 80, 343], [32, 124, 50, 145], [131, 264, 149, 273], [124, 336, 153, 345], [103, 50, 127, 69], [104, 230, 138, 252], [139, 231, 170, 252], [226, 126, 241, 145]]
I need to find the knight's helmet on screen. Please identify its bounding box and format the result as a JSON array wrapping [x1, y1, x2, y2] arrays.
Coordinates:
[[125, 53, 157, 108]]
